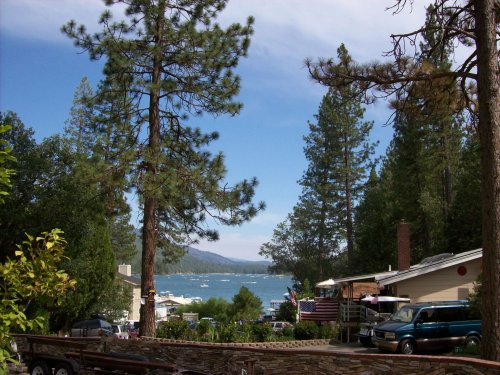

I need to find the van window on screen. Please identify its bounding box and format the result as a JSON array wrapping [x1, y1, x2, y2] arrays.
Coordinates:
[[464, 305, 481, 320], [391, 305, 419, 323], [438, 307, 464, 322], [418, 308, 437, 323]]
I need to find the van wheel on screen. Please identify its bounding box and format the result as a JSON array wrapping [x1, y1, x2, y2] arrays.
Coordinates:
[[465, 335, 481, 347], [29, 360, 51, 375], [399, 339, 416, 354]]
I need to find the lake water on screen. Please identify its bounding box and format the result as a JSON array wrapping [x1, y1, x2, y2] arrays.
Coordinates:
[[154, 273, 293, 309]]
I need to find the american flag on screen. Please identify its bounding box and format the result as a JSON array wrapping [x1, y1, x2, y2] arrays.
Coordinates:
[[287, 287, 297, 307], [299, 298, 339, 321]]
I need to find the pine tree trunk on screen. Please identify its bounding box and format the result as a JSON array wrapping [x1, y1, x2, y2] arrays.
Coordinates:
[[141, 196, 157, 337], [475, 0, 500, 361], [344, 139, 354, 269], [346, 184, 354, 269], [441, 128, 453, 218], [318, 206, 325, 281], [140, 0, 165, 338]]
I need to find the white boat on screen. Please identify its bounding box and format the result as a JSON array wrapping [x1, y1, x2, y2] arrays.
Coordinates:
[[200, 283, 209, 288]]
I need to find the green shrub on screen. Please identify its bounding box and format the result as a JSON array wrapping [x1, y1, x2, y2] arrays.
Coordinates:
[[235, 322, 253, 342], [276, 301, 296, 323], [294, 320, 318, 340], [217, 323, 238, 343], [462, 344, 481, 356], [196, 319, 217, 342], [317, 324, 334, 339], [251, 322, 272, 342], [157, 320, 189, 339], [196, 319, 211, 335], [282, 326, 294, 338]]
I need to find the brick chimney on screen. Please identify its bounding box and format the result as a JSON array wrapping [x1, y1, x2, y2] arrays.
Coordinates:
[[397, 222, 411, 271]]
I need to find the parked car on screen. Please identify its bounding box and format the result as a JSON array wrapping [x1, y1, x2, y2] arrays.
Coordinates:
[[127, 321, 140, 338], [356, 296, 410, 347], [261, 315, 275, 322], [373, 300, 481, 354], [112, 324, 130, 339], [199, 317, 217, 327], [71, 318, 113, 338], [270, 321, 292, 333]]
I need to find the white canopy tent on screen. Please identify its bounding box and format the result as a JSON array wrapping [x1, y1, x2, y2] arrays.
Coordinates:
[[361, 295, 410, 304], [157, 296, 194, 306], [315, 279, 335, 288]]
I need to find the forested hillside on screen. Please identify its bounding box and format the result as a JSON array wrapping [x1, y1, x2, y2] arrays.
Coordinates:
[[130, 243, 271, 275]]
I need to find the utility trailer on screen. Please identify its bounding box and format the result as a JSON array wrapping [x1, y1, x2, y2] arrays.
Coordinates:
[[22, 335, 209, 375]]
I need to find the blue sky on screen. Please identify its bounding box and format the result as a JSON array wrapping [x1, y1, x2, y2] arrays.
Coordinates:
[[0, 0, 428, 260]]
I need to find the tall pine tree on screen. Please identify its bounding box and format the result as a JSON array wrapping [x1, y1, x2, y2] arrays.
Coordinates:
[[63, 0, 263, 337], [300, 44, 375, 272], [261, 45, 375, 280], [384, 5, 465, 260], [65, 77, 137, 263]]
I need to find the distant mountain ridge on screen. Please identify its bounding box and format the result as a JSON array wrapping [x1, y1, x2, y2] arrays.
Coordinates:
[[186, 247, 239, 265], [187, 247, 269, 265], [131, 242, 272, 274], [169, 247, 272, 274]]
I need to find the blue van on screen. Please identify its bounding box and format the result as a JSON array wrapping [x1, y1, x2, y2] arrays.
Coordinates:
[[373, 300, 481, 354]]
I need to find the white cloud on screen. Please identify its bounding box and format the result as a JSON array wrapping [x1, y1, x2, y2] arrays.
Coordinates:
[[2, 0, 427, 59], [220, 1, 427, 63], [0, 0, 124, 43]]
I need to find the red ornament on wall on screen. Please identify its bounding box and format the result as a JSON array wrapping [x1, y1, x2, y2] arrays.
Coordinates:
[[457, 266, 467, 276]]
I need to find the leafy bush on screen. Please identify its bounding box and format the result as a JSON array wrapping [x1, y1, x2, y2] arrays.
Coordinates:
[[317, 324, 334, 339], [157, 320, 189, 339], [196, 319, 211, 335], [251, 322, 272, 342], [216, 323, 238, 343], [282, 326, 294, 338], [462, 343, 481, 356], [176, 297, 230, 323], [0, 230, 76, 371], [276, 301, 296, 323], [468, 274, 482, 319], [294, 320, 318, 340], [235, 322, 253, 342], [229, 286, 263, 322]]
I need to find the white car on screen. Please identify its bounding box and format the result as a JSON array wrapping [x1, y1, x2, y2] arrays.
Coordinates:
[[112, 324, 130, 339], [270, 321, 291, 332]]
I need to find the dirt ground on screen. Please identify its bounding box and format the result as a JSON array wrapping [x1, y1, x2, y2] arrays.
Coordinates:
[[291, 341, 380, 353]]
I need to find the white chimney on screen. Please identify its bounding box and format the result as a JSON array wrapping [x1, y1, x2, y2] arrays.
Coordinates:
[[118, 264, 131, 277]]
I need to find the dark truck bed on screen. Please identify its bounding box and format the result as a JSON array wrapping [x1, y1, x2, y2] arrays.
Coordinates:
[[23, 335, 210, 374]]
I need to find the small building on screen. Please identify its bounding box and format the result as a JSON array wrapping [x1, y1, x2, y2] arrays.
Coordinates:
[[331, 222, 482, 304], [117, 264, 141, 322], [377, 248, 482, 302], [312, 222, 483, 341]]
